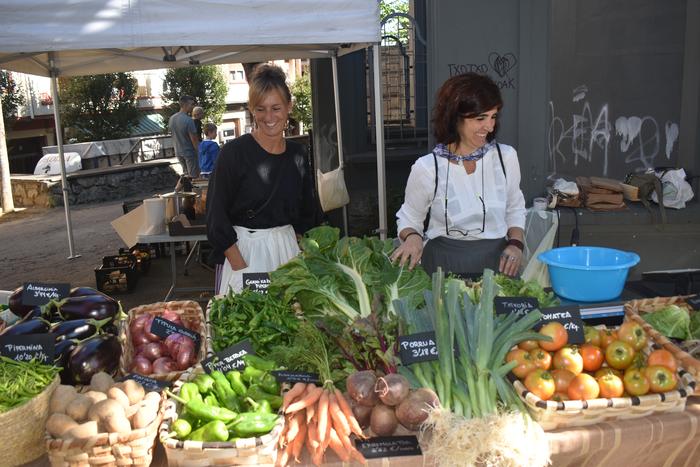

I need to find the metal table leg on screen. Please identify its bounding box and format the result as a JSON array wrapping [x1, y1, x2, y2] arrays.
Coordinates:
[[164, 241, 177, 301]]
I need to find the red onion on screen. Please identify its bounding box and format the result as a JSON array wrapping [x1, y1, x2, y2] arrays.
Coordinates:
[[175, 340, 195, 370], [161, 309, 183, 326], [140, 342, 166, 361], [142, 314, 161, 342], [131, 330, 152, 347], [165, 333, 192, 356], [131, 355, 153, 375], [129, 314, 150, 335], [152, 357, 178, 374]]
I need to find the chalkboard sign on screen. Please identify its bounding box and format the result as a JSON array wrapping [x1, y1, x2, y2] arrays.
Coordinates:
[[355, 436, 422, 459], [539, 305, 585, 344], [150, 317, 201, 349], [0, 334, 54, 363], [494, 297, 539, 316], [687, 296, 700, 311], [123, 373, 171, 392], [22, 282, 70, 306], [201, 339, 255, 374], [271, 370, 320, 385], [398, 331, 439, 365], [242, 273, 271, 294]]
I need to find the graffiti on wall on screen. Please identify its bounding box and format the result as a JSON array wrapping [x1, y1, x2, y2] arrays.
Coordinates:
[[548, 85, 679, 176], [447, 51, 518, 90]]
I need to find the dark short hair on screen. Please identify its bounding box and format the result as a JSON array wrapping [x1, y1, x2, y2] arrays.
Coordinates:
[[432, 73, 503, 144], [179, 95, 195, 106], [248, 64, 291, 109], [203, 122, 217, 135]]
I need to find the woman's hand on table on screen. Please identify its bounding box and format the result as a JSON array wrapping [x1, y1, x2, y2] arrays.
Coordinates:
[[499, 245, 522, 277]]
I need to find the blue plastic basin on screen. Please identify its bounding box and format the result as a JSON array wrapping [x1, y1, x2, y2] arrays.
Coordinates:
[[538, 246, 640, 302]]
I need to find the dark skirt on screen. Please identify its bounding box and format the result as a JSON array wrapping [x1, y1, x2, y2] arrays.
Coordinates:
[[422, 236, 507, 279]]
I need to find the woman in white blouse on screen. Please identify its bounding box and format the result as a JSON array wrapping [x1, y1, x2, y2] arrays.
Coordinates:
[[390, 73, 526, 278]]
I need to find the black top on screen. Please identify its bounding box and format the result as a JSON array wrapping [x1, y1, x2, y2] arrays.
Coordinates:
[[194, 119, 203, 142], [206, 133, 318, 264]]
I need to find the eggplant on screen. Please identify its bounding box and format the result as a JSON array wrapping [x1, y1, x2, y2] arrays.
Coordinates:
[[69, 286, 108, 298], [23, 306, 44, 320], [7, 286, 35, 318], [0, 317, 50, 336], [58, 294, 119, 322], [66, 334, 121, 385], [51, 317, 111, 342], [54, 338, 79, 368]]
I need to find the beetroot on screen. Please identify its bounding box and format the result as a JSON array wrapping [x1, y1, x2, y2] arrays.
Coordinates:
[[347, 370, 379, 407], [370, 403, 398, 436], [375, 373, 410, 406], [395, 388, 440, 431]]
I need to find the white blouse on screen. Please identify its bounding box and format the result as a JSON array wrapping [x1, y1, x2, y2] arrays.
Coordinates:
[[396, 143, 526, 241]]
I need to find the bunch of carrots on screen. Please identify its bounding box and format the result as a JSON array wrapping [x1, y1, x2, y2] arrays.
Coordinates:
[[276, 381, 367, 466]]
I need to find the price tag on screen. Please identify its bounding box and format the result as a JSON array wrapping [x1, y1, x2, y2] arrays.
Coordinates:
[[201, 339, 255, 374], [242, 272, 271, 294], [22, 282, 70, 306], [539, 305, 585, 344], [398, 331, 439, 364], [271, 370, 319, 385], [123, 373, 171, 392], [355, 436, 422, 459], [687, 296, 700, 311], [0, 334, 55, 363], [150, 317, 201, 349], [494, 297, 540, 316]]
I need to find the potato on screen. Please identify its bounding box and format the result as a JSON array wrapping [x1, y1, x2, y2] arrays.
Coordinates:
[[88, 399, 125, 424], [144, 391, 161, 404], [121, 379, 145, 405], [131, 405, 158, 429], [107, 387, 130, 410], [89, 372, 114, 393], [84, 391, 108, 405], [102, 413, 131, 434], [65, 394, 92, 422], [63, 421, 98, 440], [49, 385, 78, 415], [46, 413, 78, 438]]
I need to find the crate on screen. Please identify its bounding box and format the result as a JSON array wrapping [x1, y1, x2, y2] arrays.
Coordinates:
[[119, 247, 152, 274], [103, 253, 138, 269], [94, 263, 139, 294]]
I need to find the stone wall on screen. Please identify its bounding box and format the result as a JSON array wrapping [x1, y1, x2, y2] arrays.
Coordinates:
[[11, 179, 57, 207]]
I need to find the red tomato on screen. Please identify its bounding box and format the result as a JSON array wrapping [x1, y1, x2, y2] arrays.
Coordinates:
[[538, 322, 568, 352], [524, 369, 556, 400], [618, 321, 648, 351], [584, 326, 602, 347], [553, 346, 584, 375], [605, 341, 636, 370], [647, 349, 678, 373], [599, 329, 618, 349], [567, 373, 600, 400], [597, 373, 625, 398], [551, 368, 576, 393], [645, 365, 677, 393], [529, 348, 553, 371], [623, 368, 650, 396], [518, 340, 540, 351], [580, 343, 604, 372], [507, 348, 537, 379]]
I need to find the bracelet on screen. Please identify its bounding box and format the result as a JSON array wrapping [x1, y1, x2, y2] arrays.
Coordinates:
[[402, 231, 422, 242], [507, 238, 524, 251]]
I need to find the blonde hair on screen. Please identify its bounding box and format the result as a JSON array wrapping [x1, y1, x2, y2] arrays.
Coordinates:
[[248, 64, 291, 109], [192, 106, 204, 119]]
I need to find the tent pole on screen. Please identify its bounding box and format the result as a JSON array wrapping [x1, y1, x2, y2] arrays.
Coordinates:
[[49, 54, 80, 259], [0, 98, 14, 214], [372, 43, 387, 240], [330, 54, 348, 237]]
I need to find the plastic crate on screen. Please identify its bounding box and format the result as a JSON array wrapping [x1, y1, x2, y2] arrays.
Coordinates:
[[103, 254, 138, 269], [118, 247, 152, 274], [95, 264, 139, 294]]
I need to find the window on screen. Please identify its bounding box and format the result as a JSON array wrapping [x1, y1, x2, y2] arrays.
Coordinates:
[[229, 70, 245, 82]]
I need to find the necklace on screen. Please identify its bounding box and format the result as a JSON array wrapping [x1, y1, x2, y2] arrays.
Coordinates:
[[433, 141, 496, 162]]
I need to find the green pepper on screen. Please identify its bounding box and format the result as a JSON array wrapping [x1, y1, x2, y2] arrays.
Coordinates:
[[229, 412, 279, 438], [193, 374, 216, 395], [179, 382, 203, 403], [242, 365, 266, 383], [242, 354, 277, 371], [246, 384, 283, 410], [188, 420, 229, 442], [226, 370, 247, 397], [211, 371, 235, 401], [171, 418, 192, 439], [245, 397, 272, 414], [259, 373, 280, 395], [167, 390, 238, 423], [204, 394, 220, 407]]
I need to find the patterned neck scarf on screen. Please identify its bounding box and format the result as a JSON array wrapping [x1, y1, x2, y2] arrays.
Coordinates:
[[432, 141, 496, 162]]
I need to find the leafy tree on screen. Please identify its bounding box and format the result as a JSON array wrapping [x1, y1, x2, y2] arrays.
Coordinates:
[[290, 72, 312, 132], [380, 0, 410, 45], [161, 66, 227, 127], [58, 73, 139, 142], [1, 70, 25, 126]]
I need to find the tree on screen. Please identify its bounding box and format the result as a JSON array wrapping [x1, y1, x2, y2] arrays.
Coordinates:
[[161, 66, 227, 126], [59, 73, 139, 142], [290, 72, 312, 132], [380, 0, 410, 45], [1, 70, 25, 126]]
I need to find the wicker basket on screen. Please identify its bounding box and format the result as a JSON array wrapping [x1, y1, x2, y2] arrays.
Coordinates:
[[159, 372, 284, 466], [0, 374, 59, 466], [46, 392, 165, 466], [119, 300, 207, 382], [624, 295, 700, 394]]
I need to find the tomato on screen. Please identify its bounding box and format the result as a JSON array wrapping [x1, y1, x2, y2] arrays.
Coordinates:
[[567, 373, 600, 400], [518, 340, 540, 351], [551, 368, 576, 393], [551, 392, 570, 402], [529, 348, 553, 371], [580, 343, 604, 372], [538, 322, 568, 352], [599, 329, 618, 349], [553, 346, 584, 375], [623, 368, 650, 396], [647, 349, 678, 372], [584, 326, 602, 347], [524, 369, 556, 400], [618, 321, 648, 351], [594, 367, 623, 379], [645, 365, 677, 393], [605, 340, 636, 370], [597, 373, 625, 398], [507, 348, 537, 379]]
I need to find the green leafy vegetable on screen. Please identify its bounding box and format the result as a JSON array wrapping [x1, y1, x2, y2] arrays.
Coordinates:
[[642, 305, 690, 340], [688, 311, 700, 340]]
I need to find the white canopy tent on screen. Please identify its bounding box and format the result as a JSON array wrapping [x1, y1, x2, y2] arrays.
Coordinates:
[[0, 0, 388, 257]]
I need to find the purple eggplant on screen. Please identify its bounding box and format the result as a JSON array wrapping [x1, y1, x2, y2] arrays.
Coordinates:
[[69, 287, 109, 298], [66, 334, 121, 385], [51, 317, 111, 342], [54, 338, 78, 367], [0, 317, 50, 336], [8, 286, 35, 318], [58, 294, 119, 322]]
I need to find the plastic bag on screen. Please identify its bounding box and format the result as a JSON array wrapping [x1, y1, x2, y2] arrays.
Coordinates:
[[521, 209, 558, 287], [651, 168, 694, 209], [316, 167, 349, 212]]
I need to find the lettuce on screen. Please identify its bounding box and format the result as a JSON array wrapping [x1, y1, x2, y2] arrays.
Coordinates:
[[642, 305, 690, 340]]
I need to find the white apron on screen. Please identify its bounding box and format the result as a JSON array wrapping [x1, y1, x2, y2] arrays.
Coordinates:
[[218, 224, 299, 295]]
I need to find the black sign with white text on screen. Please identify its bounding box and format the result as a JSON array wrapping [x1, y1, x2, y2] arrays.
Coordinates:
[[0, 334, 54, 363], [22, 282, 70, 306], [201, 339, 255, 374], [538, 305, 585, 344], [494, 297, 540, 316], [271, 370, 320, 385], [688, 296, 700, 311], [398, 331, 439, 365], [355, 436, 422, 459], [150, 317, 201, 349], [123, 373, 171, 392], [242, 272, 271, 294]]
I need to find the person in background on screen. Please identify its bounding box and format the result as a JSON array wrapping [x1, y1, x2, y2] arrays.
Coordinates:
[[168, 96, 200, 177], [192, 106, 204, 142], [390, 72, 526, 278], [206, 64, 318, 295], [199, 122, 220, 177]]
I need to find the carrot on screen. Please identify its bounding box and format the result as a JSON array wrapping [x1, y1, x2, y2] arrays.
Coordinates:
[[316, 390, 330, 447], [275, 445, 290, 467], [306, 402, 315, 425], [334, 388, 366, 438], [348, 446, 367, 465], [286, 385, 323, 414], [327, 428, 351, 462], [311, 444, 324, 466], [328, 393, 351, 438], [307, 420, 320, 449], [286, 411, 303, 441], [291, 416, 307, 462], [282, 382, 308, 412], [321, 412, 332, 452]]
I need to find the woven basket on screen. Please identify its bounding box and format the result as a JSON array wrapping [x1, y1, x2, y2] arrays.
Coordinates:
[[46, 392, 165, 467], [624, 295, 700, 394], [119, 300, 207, 382], [0, 374, 59, 466], [159, 371, 284, 466]]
